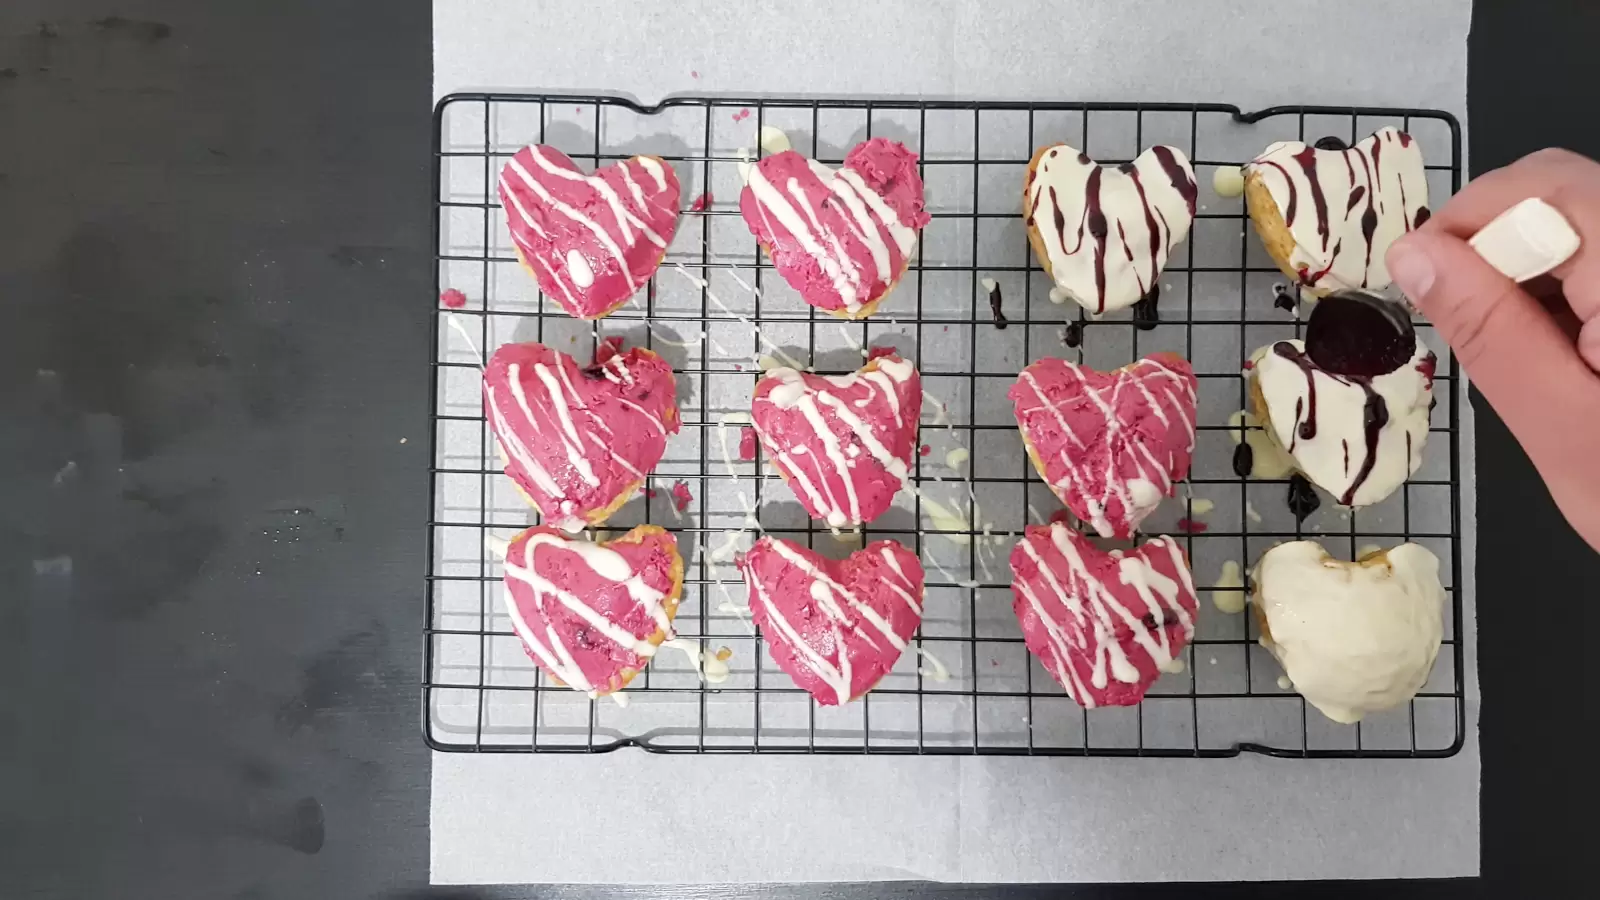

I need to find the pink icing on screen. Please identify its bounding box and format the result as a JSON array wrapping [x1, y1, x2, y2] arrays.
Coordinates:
[[483, 341, 680, 530], [1008, 523, 1198, 708], [670, 480, 693, 513], [439, 288, 468, 309], [740, 536, 925, 705], [1010, 353, 1197, 539], [749, 355, 921, 527], [739, 138, 930, 316], [498, 146, 681, 319], [503, 526, 680, 693]]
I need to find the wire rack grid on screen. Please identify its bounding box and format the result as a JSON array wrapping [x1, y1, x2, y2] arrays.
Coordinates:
[[425, 93, 1465, 759]]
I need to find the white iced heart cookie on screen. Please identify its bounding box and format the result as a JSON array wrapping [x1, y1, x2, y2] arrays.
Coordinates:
[[1252, 541, 1444, 724], [1243, 127, 1428, 295], [1248, 335, 1435, 508], [1024, 144, 1198, 314]]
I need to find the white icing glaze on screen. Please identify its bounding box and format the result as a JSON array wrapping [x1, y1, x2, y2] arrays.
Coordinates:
[[1245, 127, 1428, 294], [944, 447, 969, 470], [1211, 560, 1245, 614], [1251, 338, 1434, 507], [759, 125, 792, 155], [565, 249, 595, 288], [915, 646, 950, 682], [1212, 165, 1245, 199], [1253, 541, 1444, 724], [1025, 144, 1197, 314]]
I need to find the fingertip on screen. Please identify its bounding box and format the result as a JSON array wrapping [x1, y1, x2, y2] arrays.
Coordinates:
[[1386, 232, 1439, 302], [1580, 319, 1600, 375]]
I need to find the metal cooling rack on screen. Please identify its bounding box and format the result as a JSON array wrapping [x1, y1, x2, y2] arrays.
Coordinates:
[[425, 93, 1465, 758]]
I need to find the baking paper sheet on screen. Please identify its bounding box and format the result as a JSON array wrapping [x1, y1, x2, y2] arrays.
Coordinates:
[[431, 0, 1477, 883]]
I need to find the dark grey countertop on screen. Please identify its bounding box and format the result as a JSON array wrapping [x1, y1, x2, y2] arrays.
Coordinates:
[[1, 1, 1592, 897]]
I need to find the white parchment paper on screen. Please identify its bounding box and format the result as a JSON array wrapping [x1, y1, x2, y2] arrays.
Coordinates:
[[431, 0, 1478, 883]]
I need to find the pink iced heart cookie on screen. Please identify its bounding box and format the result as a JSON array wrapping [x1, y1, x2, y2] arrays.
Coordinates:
[[739, 137, 931, 319], [1011, 353, 1197, 539], [502, 524, 684, 696], [484, 341, 680, 531], [1009, 522, 1197, 708], [739, 535, 925, 705], [750, 354, 921, 528], [498, 145, 681, 320]]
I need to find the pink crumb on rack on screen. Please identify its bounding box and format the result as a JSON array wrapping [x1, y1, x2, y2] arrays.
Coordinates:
[[691, 70, 700, 79], [591, 335, 625, 366], [732, 108, 751, 122], [646, 488, 658, 499], [866, 346, 898, 362], [1175, 517, 1209, 534], [738, 426, 758, 461], [918, 444, 931, 457], [439, 288, 468, 309], [689, 192, 713, 212], [671, 481, 694, 513]]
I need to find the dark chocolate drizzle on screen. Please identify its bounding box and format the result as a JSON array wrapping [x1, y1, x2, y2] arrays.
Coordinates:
[[1338, 382, 1390, 506], [1291, 146, 1331, 252], [1132, 286, 1160, 331], [1084, 167, 1109, 313], [1287, 474, 1321, 522], [1232, 442, 1254, 478], [1273, 284, 1296, 313], [1271, 342, 1320, 443], [988, 282, 1008, 330], [1314, 136, 1350, 151], [1061, 321, 1083, 348]]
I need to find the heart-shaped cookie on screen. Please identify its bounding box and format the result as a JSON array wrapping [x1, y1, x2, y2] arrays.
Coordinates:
[[1252, 540, 1443, 723], [498, 145, 681, 320], [1011, 353, 1197, 539], [1009, 522, 1197, 708], [750, 354, 921, 528], [1024, 144, 1198, 314], [1248, 336, 1435, 507], [502, 524, 684, 696], [740, 535, 925, 705], [739, 137, 930, 319], [484, 340, 680, 531], [1243, 127, 1428, 295]]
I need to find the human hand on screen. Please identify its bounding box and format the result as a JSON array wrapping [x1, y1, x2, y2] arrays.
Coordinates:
[[1386, 148, 1600, 552]]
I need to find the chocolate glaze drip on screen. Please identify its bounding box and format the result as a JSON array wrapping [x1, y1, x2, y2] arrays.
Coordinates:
[[1050, 185, 1069, 253], [1273, 284, 1296, 313], [1340, 382, 1389, 505], [1125, 164, 1164, 293], [988, 282, 1008, 330], [1232, 442, 1254, 478], [1151, 145, 1199, 215], [1291, 147, 1331, 252], [1414, 206, 1432, 228], [1084, 167, 1109, 313], [1262, 160, 1299, 228], [1132, 286, 1160, 331], [1272, 341, 1320, 442], [1287, 474, 1321, 522], [1061, 321, 1083, 348]]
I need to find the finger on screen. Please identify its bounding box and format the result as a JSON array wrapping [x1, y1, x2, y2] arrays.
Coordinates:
[[1387, 229, 1600, 468]]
